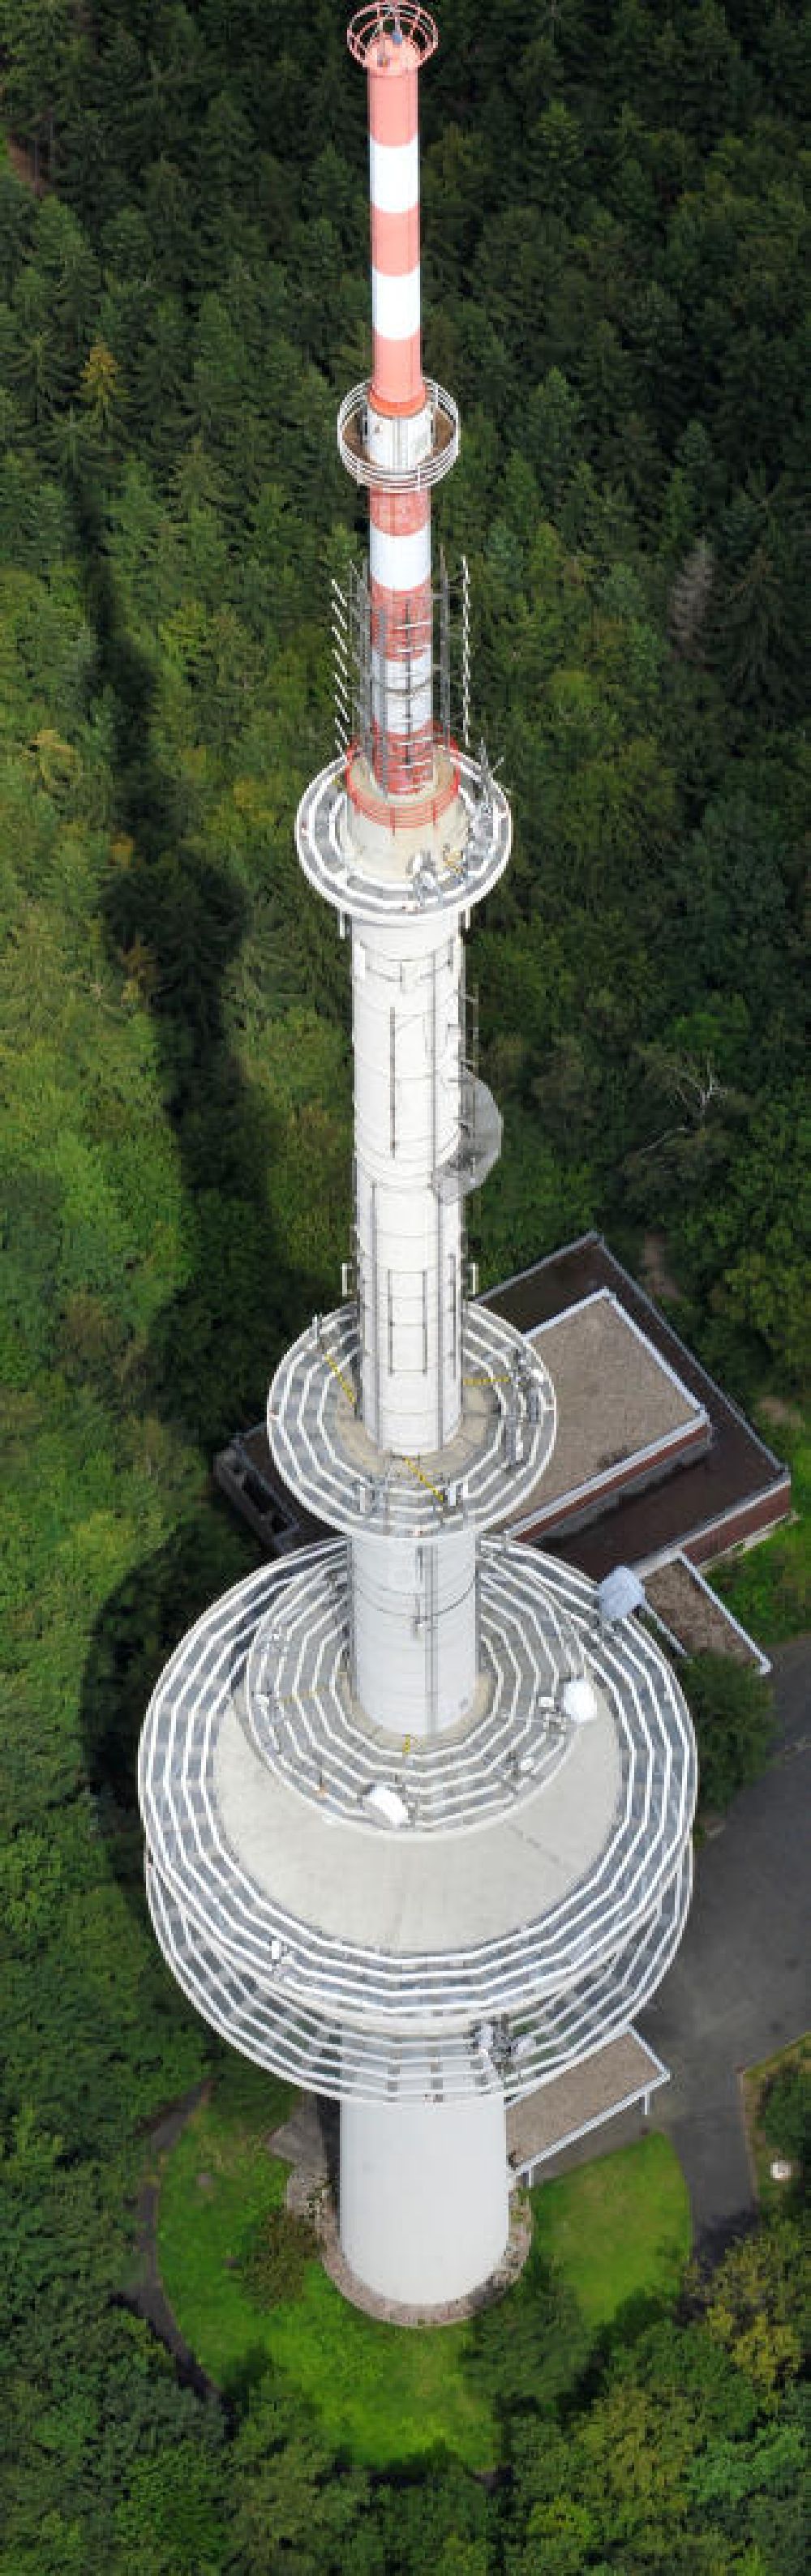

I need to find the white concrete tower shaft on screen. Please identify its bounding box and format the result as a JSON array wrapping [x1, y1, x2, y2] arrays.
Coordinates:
[[138, 5, 692, 2343], [353, 912, 463, 1457], [345, 11, 467, 1468], [337, 4, 510, 2297]]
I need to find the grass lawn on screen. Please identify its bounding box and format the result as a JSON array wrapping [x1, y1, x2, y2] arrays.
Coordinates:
[[156, 2057, 496, 2468], [713, 1401, 811, 1645], [156, 2065, 691, 2467], [530, 2131, 691, 2330], [741, 2034, 811, 2213]]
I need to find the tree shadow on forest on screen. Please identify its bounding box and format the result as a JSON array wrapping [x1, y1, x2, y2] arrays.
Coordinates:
[[76, 476, 320, 1899]]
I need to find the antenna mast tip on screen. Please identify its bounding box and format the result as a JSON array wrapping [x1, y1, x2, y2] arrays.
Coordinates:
[[347, 6, 439, 69]]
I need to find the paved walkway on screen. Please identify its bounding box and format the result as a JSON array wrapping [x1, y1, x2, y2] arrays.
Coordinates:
[[127, 2081, 218, 2398], [641, 1634, 810, 2250]]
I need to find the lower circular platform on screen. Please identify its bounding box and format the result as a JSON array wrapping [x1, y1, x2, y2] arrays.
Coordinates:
[[145, 1844, 692, 2107], [139, 1545, 697, 2105]]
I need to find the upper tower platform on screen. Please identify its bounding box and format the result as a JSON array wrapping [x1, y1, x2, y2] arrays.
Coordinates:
[[296, 743, 511, 925]]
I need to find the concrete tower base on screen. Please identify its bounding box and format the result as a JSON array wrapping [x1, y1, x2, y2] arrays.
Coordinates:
[[339, 2090, 509, 2308]]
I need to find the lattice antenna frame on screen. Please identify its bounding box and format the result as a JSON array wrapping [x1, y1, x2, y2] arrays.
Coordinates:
[[331, 578, 350, 757], [439, 547, 451, 747], [333, 553, 475, 781], [461, 553, 471, 752]]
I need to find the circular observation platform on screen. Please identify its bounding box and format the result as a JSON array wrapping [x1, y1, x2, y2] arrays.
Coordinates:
[[268, 1301, 556, 1537], [139, 1546, 697, 2105], [295, 745, 511, 925], [147, 1847, 691, 2110], [337, 379, 459, 493]]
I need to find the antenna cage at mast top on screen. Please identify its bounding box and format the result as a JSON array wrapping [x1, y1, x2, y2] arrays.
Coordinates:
[[347, 6, 439, 68]]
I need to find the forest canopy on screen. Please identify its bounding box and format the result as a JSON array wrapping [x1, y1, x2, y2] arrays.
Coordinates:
[[0, 2, 809, 2570]]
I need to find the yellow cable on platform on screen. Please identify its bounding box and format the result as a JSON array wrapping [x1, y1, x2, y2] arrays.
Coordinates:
[[321, 1345, 357, 1407], [401, 1454, 446, 1506]]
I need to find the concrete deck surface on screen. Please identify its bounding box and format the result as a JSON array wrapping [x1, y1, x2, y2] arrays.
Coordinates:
[[524, 1292, 705, 1511], [213, 1687, 620, 1949]]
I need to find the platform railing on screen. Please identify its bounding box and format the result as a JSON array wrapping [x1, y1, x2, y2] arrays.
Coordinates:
[[337, 379, 460, 492]]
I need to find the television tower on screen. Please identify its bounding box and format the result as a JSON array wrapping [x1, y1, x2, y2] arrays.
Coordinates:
[[139, 6, 696, 2312]]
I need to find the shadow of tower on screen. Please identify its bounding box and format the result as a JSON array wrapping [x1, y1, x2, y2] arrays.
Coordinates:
[[75, 475, 338, 1909]]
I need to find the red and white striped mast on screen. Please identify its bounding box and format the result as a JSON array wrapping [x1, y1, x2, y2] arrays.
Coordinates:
[[311, 0, 516, 1477], [353, 2, 436, 793]]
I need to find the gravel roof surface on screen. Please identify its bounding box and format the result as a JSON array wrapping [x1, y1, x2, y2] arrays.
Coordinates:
[[521, 1292, 703, 1511], [646, 1558, 759, 1667], [486, 1236, 787, 1575], [507, 2029, 665, 2163]]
